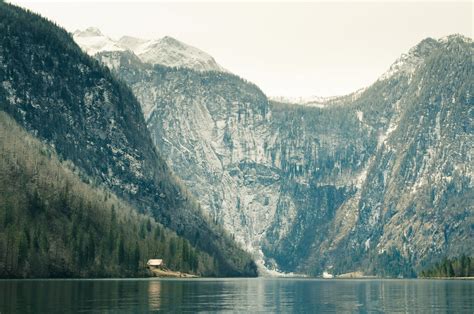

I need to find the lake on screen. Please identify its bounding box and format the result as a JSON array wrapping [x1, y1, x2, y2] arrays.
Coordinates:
[[0, 278, 473, 313]]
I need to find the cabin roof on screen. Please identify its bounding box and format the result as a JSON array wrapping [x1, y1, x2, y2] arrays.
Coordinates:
[[147, 259, 163, 266]]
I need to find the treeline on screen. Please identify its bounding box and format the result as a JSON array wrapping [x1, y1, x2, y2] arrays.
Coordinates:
[[0, 111, 217, 278], [420, 256, 473, 278]]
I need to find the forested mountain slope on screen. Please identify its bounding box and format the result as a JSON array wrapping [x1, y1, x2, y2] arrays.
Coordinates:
[[0, 2, 257, 277], [0, 111, 216, 278]]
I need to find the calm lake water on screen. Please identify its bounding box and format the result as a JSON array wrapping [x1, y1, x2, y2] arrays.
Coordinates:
[[0, 278, 473, 313]]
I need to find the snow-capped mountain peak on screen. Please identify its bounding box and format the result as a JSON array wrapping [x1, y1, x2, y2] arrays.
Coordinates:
[[73, 27, 103, 37], [137, 36, 228, 72], [377, 35, 472, 83], [379, 37, 441, 81], [269, 95, 338, 108], [73, 28, 228, 73], [117, 35, 148, 51], [73, 27, 125, 55], [160, 35, 185, 47], [439, 33, 472, 44], [268, 89, 367, 108]]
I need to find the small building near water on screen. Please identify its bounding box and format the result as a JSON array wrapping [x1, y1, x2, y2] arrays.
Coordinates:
[[147, 259, 164, 269]]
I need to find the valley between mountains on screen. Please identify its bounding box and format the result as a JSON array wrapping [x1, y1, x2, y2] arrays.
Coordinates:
[[0, 2, 472, 278]]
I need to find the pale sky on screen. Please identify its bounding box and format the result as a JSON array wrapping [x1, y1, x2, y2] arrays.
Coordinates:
[[7, 1, 473, 98]]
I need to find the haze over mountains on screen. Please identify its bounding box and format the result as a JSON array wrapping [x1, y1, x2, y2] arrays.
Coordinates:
[[74, 26, 473, 276]]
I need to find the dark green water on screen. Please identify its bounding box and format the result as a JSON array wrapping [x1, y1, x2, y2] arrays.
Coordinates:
[[0, 278, 472, 313]]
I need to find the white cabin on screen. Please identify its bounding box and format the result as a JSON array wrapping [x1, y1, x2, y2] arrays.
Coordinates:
[[147, 259, 164, 268]]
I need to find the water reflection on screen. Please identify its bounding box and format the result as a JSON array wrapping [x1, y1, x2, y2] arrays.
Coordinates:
[[147, 280, 161, 309], [0, 278, 472, 313]]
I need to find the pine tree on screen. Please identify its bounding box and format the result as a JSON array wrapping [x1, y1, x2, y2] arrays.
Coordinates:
[[118, 237, 125, 266]]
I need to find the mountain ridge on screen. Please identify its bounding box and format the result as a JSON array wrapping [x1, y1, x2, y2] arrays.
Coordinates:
[[73, 27, 228, 73], [270, 34, 471, 106]]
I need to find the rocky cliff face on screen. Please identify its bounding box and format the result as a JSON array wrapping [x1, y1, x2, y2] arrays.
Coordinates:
[[93, 35, 473, 276]]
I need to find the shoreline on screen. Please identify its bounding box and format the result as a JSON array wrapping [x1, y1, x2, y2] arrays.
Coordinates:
[[0, 275, 472, 280], [149, 268, 199, 278]]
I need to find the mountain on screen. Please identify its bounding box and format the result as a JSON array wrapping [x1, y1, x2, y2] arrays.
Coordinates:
[[0, 2, 257, 277], [268, 95, 343, 108], [73, 28, 227, 72], [72, 27, 125, 55], [265, 35, 473, 276], [96, 34, 473, 276]]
